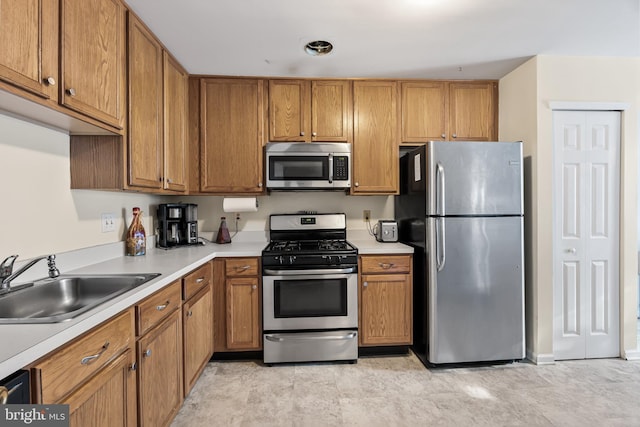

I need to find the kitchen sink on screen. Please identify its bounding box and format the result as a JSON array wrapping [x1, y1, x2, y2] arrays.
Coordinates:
[[0, 273, 160, 324]]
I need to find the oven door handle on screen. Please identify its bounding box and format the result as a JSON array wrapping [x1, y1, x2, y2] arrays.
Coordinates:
[[265, 332, 357, 342], [263, 267, 357, 275]]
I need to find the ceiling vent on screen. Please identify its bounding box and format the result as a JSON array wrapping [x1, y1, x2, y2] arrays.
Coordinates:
[[304, 40, 333, 56]]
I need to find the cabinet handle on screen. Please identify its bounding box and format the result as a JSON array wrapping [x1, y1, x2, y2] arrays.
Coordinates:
[[80, 341, 110, 365], [378, 262, 395, 269], [130, 362, 137, 371], [44, 76, 56, 86], [166, 178, 172, 184], [312, 132, 317, 137], [196, 277, 205, 283], [441, 133, 446, 139], [363, 281, 368, 288], [566, 248, 577, 254], [236, 265, 251, 272], [66, 87, 76, 97], [300, 131, 305, 136], [156, 300, 170, 311], [258, 182, 263, 188], [143, 349, 152, 358], [452, 134, 457, 138], [187, 310, 193, 317], [252, 285, 257, 290], [354, 182, 359, 187]]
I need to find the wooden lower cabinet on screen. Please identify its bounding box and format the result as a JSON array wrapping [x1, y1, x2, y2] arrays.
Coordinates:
[[213, 257, 262, 352], [65, 349, 137, 427], [137, 307, 183, 427], [359, 255, 413, 346], [183, 283, 213, 396]]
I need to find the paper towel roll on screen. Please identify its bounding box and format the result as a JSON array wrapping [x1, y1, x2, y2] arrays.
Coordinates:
[[222, 197, 259, 213]]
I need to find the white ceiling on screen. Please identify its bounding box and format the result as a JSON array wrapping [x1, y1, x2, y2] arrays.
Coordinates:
[[126, 0, 640, 80]]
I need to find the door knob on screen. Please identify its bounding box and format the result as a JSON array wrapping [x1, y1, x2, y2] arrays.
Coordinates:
[[66, 88, 76, 97], [566, 248, 577, 254], [44, 76, 56, 86]]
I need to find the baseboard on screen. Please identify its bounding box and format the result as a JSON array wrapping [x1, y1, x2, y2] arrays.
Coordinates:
[[622, 349, 640, 361], [526, 350, 555, 365]]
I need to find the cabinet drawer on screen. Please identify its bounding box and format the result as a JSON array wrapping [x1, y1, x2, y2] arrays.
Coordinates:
[[360, 255, 412, 274], [34, 309, 134, 403], [225, 258, 259, 277], [183, 262, 212, 300], [136, 280, 181, 336]]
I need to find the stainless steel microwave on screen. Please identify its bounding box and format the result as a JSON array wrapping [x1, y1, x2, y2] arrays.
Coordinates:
[[265, 142, 351, 190]]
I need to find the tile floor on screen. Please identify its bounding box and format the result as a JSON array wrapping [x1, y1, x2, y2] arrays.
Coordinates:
[[172, 351, 640, 427]]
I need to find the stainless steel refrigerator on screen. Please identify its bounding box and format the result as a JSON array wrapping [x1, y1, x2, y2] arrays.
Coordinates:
[[395, 141, 525, 365]]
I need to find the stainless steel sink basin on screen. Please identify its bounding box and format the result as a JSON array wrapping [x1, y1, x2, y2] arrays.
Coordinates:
[[0, 273, 160, 323]]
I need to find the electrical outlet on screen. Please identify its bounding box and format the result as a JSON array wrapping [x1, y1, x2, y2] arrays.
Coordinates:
[[101, 213, 116, 233], [363, 210, 371, 222]]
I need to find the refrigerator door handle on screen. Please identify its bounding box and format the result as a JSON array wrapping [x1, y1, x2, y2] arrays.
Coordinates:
[[436, 163, 445, 216], [436, 217, 446, 271]]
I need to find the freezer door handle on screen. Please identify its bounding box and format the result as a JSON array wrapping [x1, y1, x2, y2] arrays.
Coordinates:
[[436, 217, 446, 271], [436, 162, 445, 216]]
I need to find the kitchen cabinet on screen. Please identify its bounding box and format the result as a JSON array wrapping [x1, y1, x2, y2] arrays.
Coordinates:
[[449, 81, 497, 141], [359, 255, 413, 346], [127, 13, 163, 189], [32, 309, 135, 404], [268, 79, 352, 142], [60, 0, 126, 130], [135, 280, 183, 427], [199, 78, 265, 194], [65, 349, 137, 427], [182, 262, 213, 396], [352, 80, 400, 194], [0, 0, 58, 101], [213, 258, 262, 352], [400, 80, 498, 143], [163, 52, 189, 192]]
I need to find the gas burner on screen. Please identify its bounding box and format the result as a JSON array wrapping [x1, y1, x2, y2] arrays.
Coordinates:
[[317, 240, 349, 251], [269, 241, 301, 252]]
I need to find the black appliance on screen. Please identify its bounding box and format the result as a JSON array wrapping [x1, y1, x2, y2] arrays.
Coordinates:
[[261, 213, 359, 364], [157, 203, 198, 248], [0, 370, 30, 404]]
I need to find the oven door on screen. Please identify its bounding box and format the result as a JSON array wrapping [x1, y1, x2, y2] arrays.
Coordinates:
[[263, 271, 358, 331]]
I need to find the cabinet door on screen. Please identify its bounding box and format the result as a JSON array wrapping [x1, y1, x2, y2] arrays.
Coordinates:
[[200, 78, 264, 193], [127, 14, 163, 189], [65, 350, 136, 427], [311, 80, 352, 142], [449, 82, 497, 141], [360, 273, 412, 346], [352, 80, 399, 194], [269, 79, 310, 142], [401, 81, 447, 143], [0, 0, 58, 100], [137, 310, 183, 427], [60, 0, 125, 129], [183, 285, 213, 396], [226, 277, 261, 350], [163, 52, 188, 192]]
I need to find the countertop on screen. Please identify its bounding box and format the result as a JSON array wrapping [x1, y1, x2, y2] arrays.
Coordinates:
[[0, 234, 412, 379]]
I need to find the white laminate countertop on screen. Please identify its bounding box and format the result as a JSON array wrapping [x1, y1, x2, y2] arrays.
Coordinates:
[[0, 234, 412, 379]]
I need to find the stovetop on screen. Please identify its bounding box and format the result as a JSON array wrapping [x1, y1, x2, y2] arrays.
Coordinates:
[[263, 239, 357, 254]]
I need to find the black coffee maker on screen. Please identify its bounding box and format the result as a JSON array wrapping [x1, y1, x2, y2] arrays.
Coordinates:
[[157, 203, 198, 248]]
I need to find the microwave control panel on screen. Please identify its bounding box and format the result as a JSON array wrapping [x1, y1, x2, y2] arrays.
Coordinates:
[[333, 156, 349, 180]]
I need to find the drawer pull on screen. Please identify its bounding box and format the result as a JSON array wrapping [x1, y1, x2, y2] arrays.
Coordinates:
[[363, 281, 368, 288], [187, 310, 193, 317], [143, 349, 152, 358], [156, 301, 170, 311], [378, 263, 395, 269], [236, 265, 251, 272], [195, 277, 205, 283], [81, 341, 110, 365], [130, 362, 137, 371]]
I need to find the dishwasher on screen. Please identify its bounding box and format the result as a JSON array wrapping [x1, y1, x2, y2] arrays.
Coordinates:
[[0, 370, 30, 404]]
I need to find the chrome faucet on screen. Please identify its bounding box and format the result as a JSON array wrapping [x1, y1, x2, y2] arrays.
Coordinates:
[[0, 254, 60, 292]]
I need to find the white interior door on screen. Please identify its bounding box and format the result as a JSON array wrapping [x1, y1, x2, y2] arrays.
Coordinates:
[[553, 110, 620, 360]]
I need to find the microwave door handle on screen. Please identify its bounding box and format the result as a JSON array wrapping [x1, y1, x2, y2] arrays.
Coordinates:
[[328, 154, 333, 184]]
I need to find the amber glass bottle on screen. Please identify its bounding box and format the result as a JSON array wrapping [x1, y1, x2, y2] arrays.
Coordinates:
[[126, 207, 146, 256]]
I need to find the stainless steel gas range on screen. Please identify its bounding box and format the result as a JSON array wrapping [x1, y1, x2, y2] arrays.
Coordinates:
[[262, 213, 358, 364]]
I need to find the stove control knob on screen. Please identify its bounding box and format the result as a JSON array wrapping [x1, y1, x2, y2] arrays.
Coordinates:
[[275, 256, 283, 265], [288, 256, 296, 265]]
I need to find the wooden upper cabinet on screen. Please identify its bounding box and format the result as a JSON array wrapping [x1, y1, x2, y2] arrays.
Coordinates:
[[60, 0, 126, 129], [0, 0, 58, 101], [400, 81, 447, 143], [269, 79, 351, 142], [449, 82, 497, 141], [163, 52, 188, 192], [352, 80, 399, 194], [200, 78, 265, 194]]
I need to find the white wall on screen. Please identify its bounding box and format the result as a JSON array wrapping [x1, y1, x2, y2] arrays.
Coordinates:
[[499, 55, 639, 361], [0, 113, 392, 261]]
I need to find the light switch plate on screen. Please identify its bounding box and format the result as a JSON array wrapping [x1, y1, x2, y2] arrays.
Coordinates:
[[101, 213, 116, 233]]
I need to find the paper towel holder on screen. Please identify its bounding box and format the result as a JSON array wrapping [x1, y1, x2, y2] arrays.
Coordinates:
[[222, 197, 259, 213]]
